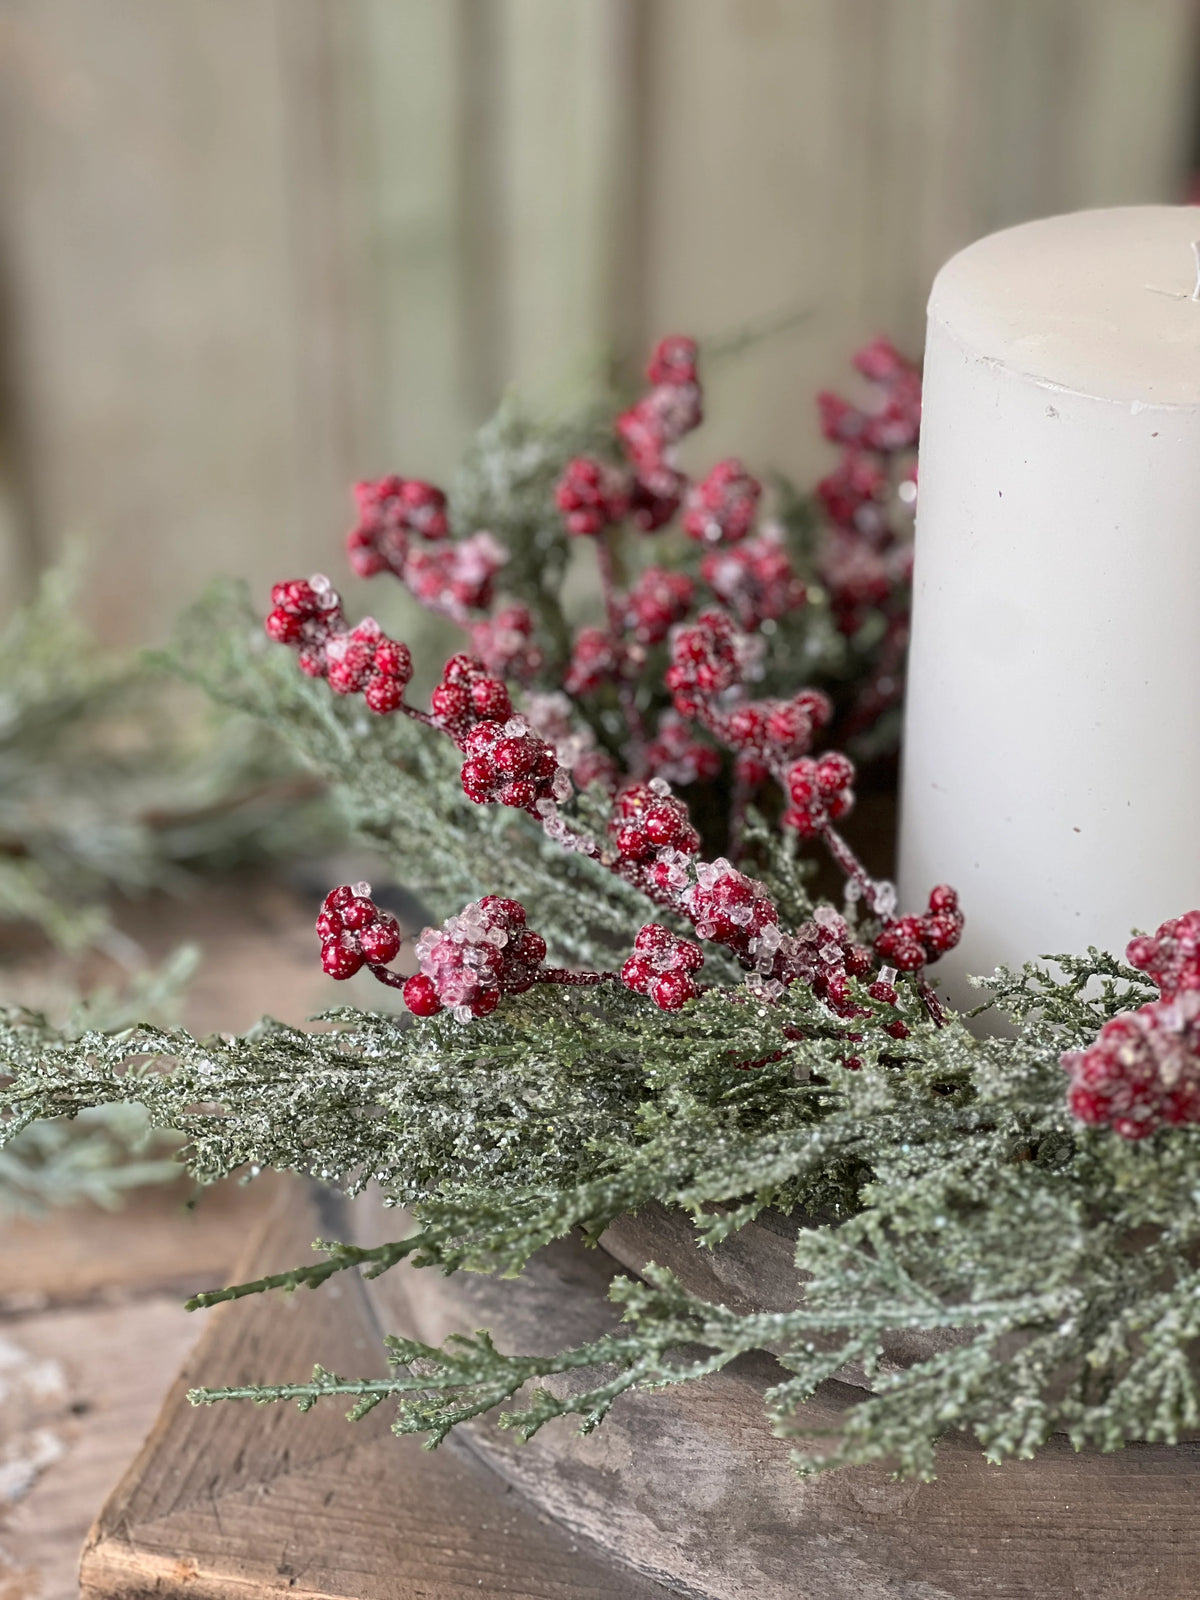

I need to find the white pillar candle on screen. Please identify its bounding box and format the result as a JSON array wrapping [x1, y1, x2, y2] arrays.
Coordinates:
[[898, 206, 1200, 1010]]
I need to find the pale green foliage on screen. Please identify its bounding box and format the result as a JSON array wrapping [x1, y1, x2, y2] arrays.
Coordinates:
[[7, 943, 1200, 1477]]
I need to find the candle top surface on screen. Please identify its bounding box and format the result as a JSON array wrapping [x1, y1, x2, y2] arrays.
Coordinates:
[[928, 206, 1200, 406]]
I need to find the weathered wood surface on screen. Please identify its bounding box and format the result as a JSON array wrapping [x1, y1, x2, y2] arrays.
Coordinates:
[[80, 1179, 672, 1600], [357, 1199, 1200, 1600], [2, 1, 1196, 639], [0, 1177, 277, 1600]]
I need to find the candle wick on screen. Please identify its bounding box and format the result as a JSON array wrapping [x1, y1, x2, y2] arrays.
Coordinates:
[[1191, 240, 1200, 303]]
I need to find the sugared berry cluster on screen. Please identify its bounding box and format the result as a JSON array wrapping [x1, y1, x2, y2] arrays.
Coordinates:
[[683, 858, 779, 960], [430, 653, 514, 740], [346, 476, 449, 579], [665, 609, 744, 711], [642, 711, 721, 788], [615, 335, 703, 528], [1126, 911, 1200, 998], [403, 531, 507, 620], [403, 896, 548, 1021], [317, 883, 402, 979], [624, 567, 695, 646], [564, 627, 626, 697], [460, 717, 570, 814], [1063, 990, 1200, 1140], [266, 580, 412, 714], [682, 458, 761, 546], [782, 752, 856, 838], [873, 886, 963, 972], [817, 338, 921, 456], [700, 528, 806, 631], [621, 923, 705, 1011], [554, 457, 629, 538], [469, 605, 544, 685], [609, 780, 700, 869]]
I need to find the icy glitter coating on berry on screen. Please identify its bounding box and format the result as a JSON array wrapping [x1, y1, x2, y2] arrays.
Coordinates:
[[407, 896, 548, 1021], [316, 883, 402, 980], [1063, 991, 1200, 1139], [1126, 910, 1200, 1000], [621, 922, 705, 1011]]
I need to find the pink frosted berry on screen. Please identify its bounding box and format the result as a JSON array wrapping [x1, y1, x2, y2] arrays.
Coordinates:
[[682, 458, 761, 546], [403, 531, 507, 618], [1063, 992, 1200, 1139], [621, 922, 704, 1011], [643, 711, 721, 788], [317, 882, 402, 980], [646, 335, 699, 387], [469, 605, 543, 684], [565, 627, 626, 697], [407, 896, 548, 1022], [1126, 910, 1200, 999]]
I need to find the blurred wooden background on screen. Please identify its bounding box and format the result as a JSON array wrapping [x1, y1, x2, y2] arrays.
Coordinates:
[[0, 0, 1196, 644]]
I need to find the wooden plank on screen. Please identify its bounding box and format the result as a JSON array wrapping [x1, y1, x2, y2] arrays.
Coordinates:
[[80, 1179, 672, 1600]]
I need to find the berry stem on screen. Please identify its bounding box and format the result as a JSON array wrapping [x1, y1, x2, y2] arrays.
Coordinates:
[[820, 822, 884, 919], [727, 769, 752, 862], [400, 703, 441, 731], [916, 976, 947, 1028], [368, 963, 408, 990]]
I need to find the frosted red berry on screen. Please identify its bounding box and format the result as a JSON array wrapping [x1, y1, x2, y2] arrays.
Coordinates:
[[625, 567, 695, 646], [682, 458, 761, 546], [783, 752, 856, 838], [408, 897, 548, 1021], [1063, 992, 1200, 1139], [621, 923, 704, 1011], [1126, 910, 1200, 999], [610, 782, 700, 865], [565, 627, 625, 697], [469, 606, 543, 684], [873, 886, 963, 971], [316, 883, 402, 982], [683, 858, 779, 960], [665, 610, 742, 706], [555, 457, 628, 537]]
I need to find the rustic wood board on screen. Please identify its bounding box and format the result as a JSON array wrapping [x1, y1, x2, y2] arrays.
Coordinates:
[[80, 1178, 672, 1600]]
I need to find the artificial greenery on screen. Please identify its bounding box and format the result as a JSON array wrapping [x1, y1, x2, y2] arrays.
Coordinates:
[[2, 373, 1193, 1484]]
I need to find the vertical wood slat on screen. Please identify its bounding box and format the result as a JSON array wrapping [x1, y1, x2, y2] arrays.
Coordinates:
[[0, 0, 1196, 639]]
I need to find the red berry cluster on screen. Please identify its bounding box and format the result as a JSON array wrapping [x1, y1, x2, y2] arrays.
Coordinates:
[[554, 457, 629, 538], [665, 610, 743, 712], [700, 528, 806, 631], [782, 752, 856, 838], [643, 711, 721, 788], [317, 883, 402, 979], [469, 605, 544, 684], [723, 691, 831, 766], [263, 576, 345, 678], [325, 620, 414, 714], [683, 857, 779, 960], [616, 336, 703, 529], [346, 476, 449, 578], [621, 923, 705, 1011], [610, 781, 700, 868], [873, 886, 963, 972], [682, 458, 761, 546], [816, 451, 890, 536], [1126, 911, 1200, 999], [817, 338, 921, 455], [624, 567, 695, 646], [564, 627, 626, 697], [404, 531, 507, 619], [460, 717, 568, 814], [265, 580, 412, 714], [819, 537, 911, 637], [1062, 990, 1200, 1140], [429, 653, 513, 740], [403, 896, 548, 1021]]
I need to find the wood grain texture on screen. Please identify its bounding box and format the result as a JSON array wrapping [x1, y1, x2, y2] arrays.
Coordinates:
[[355, 1198, 1200, 1600], [2, 1, 1196, 638], [80, 1179, 673, 1600]]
